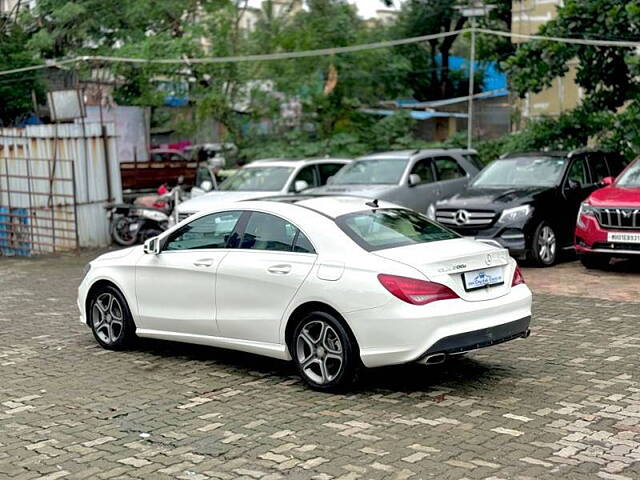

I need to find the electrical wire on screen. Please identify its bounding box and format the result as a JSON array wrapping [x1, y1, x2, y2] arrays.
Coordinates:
[[0, 28, 638, 77]]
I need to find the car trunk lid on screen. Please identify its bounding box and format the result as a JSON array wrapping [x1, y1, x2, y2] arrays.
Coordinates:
[[373, 238, 513, 302]]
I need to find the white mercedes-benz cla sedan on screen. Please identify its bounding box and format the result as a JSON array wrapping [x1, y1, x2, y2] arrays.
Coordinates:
[[78, 196, 532, 391]]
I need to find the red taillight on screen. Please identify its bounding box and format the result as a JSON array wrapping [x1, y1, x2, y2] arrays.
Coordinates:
[[512, 265, 525, 287], [377, 274, 459, 305]]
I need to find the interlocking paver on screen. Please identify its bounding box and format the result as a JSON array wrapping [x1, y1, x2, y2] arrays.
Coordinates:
[[1, 251, 640, 479]]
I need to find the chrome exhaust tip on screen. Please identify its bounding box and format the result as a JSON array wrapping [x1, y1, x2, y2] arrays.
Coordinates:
[[522, 329, 531, 339], [420, 353, 447, 365]]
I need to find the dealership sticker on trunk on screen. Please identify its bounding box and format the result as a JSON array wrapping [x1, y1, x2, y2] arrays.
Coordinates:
[[463, 266, 504, 291], [607, 232, 640, 244]]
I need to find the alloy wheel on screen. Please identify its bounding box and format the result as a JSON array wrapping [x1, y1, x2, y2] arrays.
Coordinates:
[[537, 225, 556, 264], [92, 293, 125, 345], [296, 320, 344, 385]]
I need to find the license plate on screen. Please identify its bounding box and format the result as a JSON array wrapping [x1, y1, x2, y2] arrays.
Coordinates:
[[607, 232, 640, 244], [463, 266, 504, 291]]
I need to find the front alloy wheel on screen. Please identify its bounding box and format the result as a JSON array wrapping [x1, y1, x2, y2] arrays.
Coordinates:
[[532, 222, 557, 267], [90, 286, 135, 350], [293, 312, 357, 391]]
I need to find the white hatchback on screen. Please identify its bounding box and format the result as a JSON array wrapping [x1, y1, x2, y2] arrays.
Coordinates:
[[78, 196, 532, 390]]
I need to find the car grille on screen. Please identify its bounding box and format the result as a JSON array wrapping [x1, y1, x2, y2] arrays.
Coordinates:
[[436, 209, 497, 228], [595, 208, 640, 230], [592, 242, 640, 252]]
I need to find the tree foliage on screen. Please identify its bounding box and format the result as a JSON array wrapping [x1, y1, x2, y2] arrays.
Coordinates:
[[504, 0, 640, 112], [0, 23, 43, 126]]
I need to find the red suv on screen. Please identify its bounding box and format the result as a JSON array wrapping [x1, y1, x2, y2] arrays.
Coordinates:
[[575, 157, 640, 268]]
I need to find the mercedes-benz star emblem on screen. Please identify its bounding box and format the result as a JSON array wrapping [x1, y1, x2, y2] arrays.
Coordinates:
[[485, 253, 493, 266], [454, 209, 470, 226]]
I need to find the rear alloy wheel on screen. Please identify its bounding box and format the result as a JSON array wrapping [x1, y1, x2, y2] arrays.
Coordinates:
[[293, 312, 358, 391], [89, 286, 136, 350], [531, 222, 557, 267]]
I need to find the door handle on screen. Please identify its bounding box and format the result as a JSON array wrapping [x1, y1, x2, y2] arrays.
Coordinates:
[[193, 259, 214, 267], [267, 264, 292, 275]]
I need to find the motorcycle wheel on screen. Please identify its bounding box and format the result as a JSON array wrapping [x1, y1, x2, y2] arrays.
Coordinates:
[[111, 216, 139, 247]]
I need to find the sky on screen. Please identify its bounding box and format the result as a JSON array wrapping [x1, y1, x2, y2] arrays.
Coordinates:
[[247, 1, 401, 19]]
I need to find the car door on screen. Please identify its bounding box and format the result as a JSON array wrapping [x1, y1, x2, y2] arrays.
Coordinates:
[[434, 155, 470, 199], [216, 211, 317, 344], [561, 155, 593, 244], [403, 157, 439, 213], [135, 210, 244, 336]]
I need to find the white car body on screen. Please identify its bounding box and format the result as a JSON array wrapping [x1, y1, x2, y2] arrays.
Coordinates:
[[78, 197, 532, 386], [175, 158, 351, 222]]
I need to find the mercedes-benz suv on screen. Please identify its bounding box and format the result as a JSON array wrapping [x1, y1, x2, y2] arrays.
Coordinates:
[[435, 151, 627, 267]]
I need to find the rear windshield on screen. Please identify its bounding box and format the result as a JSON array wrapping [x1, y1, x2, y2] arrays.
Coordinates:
[[336, 208, 459, 251]]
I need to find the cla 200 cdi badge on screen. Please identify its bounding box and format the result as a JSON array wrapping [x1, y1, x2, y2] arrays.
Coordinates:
[[78, 197, 532, 390]]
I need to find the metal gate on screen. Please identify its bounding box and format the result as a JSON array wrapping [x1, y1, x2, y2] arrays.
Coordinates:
[[0, 156, 79, 256]]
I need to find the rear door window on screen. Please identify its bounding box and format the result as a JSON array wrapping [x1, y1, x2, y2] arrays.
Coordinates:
[[435, 156, 466, 180], [318, 163, 345, 184], [240, 212, 315, 253]]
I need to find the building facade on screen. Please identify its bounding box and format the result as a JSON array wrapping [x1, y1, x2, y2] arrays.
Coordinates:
[[511, 0, 582, 121]]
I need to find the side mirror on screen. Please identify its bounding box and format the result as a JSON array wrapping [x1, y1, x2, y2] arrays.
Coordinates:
[[408, 173, 422, 187], [294, 180, 310, 192], [200, 180, 213, 192], [601, 176, 614, 186], [143, 237, 161, 255]]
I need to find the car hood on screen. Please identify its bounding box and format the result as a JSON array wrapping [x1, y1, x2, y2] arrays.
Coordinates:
[[94, 246, 140, 263], [176, 190, 281, 213], [437, 186, 554, 210], [588, 185, 640, 208], [306, 184, 394, 198]]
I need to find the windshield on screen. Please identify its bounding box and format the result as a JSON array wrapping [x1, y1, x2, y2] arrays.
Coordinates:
[[336, 208, 458, 251], [616, 161, 640, 187], [473, 157, 567, 188], [332, 158, 408, 185], [219, 167, 293, 192]]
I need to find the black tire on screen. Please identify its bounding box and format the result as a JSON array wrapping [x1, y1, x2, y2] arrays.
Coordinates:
[[110, 216, 138, 247], [580, 254, 610, 270], [88, 285, 136, 350], [291, 311, 359, 392], [530, 221, 558, 267]]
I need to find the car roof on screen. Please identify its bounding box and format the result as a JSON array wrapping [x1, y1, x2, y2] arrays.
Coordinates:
[[501, 151, 569, 159], [246, 158, 351, 168], [248, 195, 401, 219], [357, 149, 476, 160]]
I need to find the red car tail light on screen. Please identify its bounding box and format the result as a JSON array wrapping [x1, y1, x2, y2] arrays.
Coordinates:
[[377, 274, 459, 305], [512, 265, 525, 287]]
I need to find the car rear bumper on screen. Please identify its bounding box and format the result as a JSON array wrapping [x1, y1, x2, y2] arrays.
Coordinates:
[[417, 316, 530, 360], [348, 284, 532, 368], [447, 225, 529, 260]]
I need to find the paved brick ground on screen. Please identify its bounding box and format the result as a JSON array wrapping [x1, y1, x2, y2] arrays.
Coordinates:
[[1, 251, 640, 480]]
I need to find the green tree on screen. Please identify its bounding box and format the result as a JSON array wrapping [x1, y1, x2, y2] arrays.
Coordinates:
[[0, 23, 43, 126]]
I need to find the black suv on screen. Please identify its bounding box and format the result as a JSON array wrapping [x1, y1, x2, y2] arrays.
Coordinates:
[[435, 150, 628, 266]]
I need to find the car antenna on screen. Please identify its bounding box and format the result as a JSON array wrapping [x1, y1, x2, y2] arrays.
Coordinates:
[[365, 199, 379, 208]]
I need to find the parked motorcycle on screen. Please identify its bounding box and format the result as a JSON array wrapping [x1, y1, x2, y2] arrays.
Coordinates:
[[106, 186, 180, 246]]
